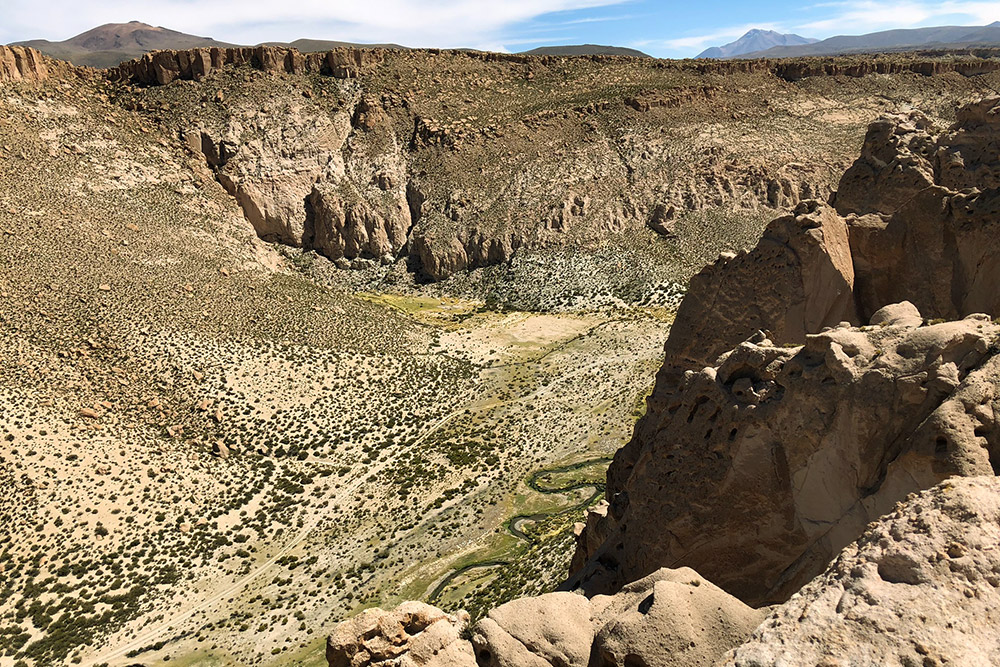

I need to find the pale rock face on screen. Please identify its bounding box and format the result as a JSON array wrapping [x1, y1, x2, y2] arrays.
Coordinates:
[[723, 477, 1000, 666], [326, 601, 475, 667], [573, 310, 1000, 605], [588, 568, 765, 667], [607, 199, 857, 496], [327, 568, 760, 667], [187, 92, 413, 260], [574, 98, 1000, 605], [468, 568, 763, 667], [472, 592, 594, 667], [308, 182, 410, 260], [0, 46, 48, 83]]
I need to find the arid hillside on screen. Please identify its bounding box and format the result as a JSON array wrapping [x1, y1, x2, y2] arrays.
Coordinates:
[[108, 46, 1000, 293]]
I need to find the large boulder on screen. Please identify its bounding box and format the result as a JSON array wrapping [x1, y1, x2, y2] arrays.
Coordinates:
[[588, 568, 764, 667], [724, 477, 1000, 666], [326, 601, 475, 667], [469, 568, 763, 667], [572, 310, 1000, 605], [472, 592, 594, 667]]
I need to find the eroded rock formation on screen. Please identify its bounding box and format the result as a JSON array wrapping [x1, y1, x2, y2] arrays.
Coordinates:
[[113, 46, 998, 282], [724, 477, 1000, 665], [110, 46, 383, 85], [573, 97, 1000, 604], [326, 95, 1000, 667], [574, 308, 1000, 604], [327, 568, 762, 667], [326, 602, 475, 667], [0, 46, 48, 83]]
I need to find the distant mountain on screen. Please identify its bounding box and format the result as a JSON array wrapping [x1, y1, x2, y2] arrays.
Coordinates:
[[16, 21, 234, 68], [742, 23, 1000, 58], [263, 39, 409, 52], [697, 29, 817, 59], [518, 44, 651, 58]]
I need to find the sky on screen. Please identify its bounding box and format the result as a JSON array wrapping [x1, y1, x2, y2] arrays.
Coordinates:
[[4, 0, 1000, 58]]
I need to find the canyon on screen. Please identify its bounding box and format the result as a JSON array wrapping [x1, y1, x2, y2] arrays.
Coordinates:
[[2, 42, 1000, 667]]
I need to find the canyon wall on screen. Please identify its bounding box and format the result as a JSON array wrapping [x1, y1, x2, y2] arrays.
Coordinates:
[[109, 47, 1000, 281]]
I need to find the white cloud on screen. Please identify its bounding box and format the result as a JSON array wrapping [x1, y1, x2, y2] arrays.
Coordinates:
[[636, 0, 1000, 58], [794, 0, 1000, 34], [0, 0, 629, 49]]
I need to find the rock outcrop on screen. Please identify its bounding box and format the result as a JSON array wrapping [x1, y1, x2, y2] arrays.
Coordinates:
[[326, 602, 475, 667], [0, 46, 48, 83], [839, 99, 1000, 321], [573, 308, 1000, 604], [487, 567, 762, 667], [327, 568, 762, 667], [724, 477, 1000, 666], [114, 48, 1000, 283], [110, 46, 384, 85], [574, 98, 1000, 603], [184, 90, 412, 260]]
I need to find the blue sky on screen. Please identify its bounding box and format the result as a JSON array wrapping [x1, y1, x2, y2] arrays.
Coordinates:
[[4, 0, 1000, 58]]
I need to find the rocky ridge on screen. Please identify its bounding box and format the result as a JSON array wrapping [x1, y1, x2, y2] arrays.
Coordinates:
[[109, 45, 384, 85]]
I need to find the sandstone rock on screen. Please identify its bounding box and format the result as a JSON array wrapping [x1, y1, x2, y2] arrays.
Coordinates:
[[308, 182, 410, 261], [326, 601, 474, 667], [850, 185, 1000, 322], [834, 110, 937, 216], [646, 203, 676, 237], [469, 568, 762, 667], [574, 99, 1000, 606], [471, 592, 593, 667], [607, 199, 857, 495], [0, 46, 48, 84], [868, 300, 922, 328], [573, 312, 1000, 605], [590, 568, 764, 667], [723, 477, 1000, 666], [834, 98, 1000, 321]]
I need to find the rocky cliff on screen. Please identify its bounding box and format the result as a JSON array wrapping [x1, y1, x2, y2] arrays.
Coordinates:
[[107, 48, 1000, 282], [325, 95, 1000, 666], [0, 46, 48, 83], [109, 45, 384, 85], [572, 98, 1000, 603]]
